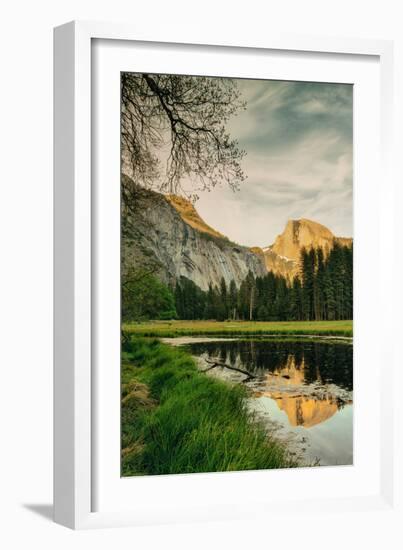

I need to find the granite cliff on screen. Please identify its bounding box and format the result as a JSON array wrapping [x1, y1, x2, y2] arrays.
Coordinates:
[[122, 176, 352, 288], [122, 176, 266, 291], [261, 218, 353, 279]]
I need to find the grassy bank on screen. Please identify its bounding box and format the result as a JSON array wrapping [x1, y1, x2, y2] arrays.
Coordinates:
[[122, 338, 296, 476], [122, 319, 353, 338]]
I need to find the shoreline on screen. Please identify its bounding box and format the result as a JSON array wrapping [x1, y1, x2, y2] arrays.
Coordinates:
[[161, 334, 353, 346], [121, 338, 297, 476]]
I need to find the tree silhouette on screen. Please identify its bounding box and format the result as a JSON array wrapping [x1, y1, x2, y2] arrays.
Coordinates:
[[121, 73, 246, 204]]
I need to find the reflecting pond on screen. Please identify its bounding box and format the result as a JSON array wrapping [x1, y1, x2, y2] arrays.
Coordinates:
[[181, 338, 353, 467]]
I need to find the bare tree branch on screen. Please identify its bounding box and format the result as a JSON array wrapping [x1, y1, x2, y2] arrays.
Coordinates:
[[121, 72, 246, 199]]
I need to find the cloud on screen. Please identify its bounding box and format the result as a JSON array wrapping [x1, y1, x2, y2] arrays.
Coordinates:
[[195, 78, 353, 247]]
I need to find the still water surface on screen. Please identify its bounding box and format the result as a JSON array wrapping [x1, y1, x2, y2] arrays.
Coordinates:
[[182, 338, 353, 467]]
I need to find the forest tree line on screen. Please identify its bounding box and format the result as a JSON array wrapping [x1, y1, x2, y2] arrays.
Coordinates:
[[175, 243, 352, 321], [122, 243, 353, 322]]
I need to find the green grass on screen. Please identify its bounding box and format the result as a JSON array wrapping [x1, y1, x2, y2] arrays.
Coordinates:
[[121, 338, 296, 476], [122, 319, 353, 338]]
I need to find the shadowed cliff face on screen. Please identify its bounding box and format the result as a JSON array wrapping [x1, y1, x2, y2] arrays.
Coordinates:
[[122, 177, 267, 291]]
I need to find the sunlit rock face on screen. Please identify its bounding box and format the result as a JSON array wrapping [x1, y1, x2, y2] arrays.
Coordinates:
[[122, 176, 267, 291], [261, 218, 353, 280], [166, 194, 227, 240], [252, 355, 347, 428], [273, 395, 339, 428], [272, 219, 335, 260], [261, 248, 297, 279]]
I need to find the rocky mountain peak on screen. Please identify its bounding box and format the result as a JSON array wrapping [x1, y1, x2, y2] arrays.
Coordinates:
[[261, 218, 352, 279], [271, 218, 336, 261], [165, 194, 228, 241]]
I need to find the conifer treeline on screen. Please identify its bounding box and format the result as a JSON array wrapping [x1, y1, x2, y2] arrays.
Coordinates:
[[174, 243, 353, 321]]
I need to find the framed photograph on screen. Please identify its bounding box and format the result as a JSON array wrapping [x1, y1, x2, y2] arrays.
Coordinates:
[[54, 21, 395, 529]]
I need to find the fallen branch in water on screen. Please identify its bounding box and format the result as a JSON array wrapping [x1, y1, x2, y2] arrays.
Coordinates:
[[202, 358, 256, 381]]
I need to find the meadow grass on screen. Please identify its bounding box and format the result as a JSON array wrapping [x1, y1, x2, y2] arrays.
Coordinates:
[[121, 338, 296, 476], [122, 319, 353, 338]]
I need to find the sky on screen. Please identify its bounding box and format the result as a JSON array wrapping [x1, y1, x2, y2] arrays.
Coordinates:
[[195, 78, 353, 247]]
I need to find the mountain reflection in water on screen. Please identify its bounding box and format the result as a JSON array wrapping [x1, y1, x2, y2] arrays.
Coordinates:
[[270, 395, 339, 428], [185, 338, 353, 466]]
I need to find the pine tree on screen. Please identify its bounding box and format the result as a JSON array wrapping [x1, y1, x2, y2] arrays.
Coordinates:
[[315, 248, 325, 320], [228, 279, 238, 320], [205, 282, 216, 319], [266, 272, 277, 320], [301, 248, 314, 320], [174, 281, 184, 318], [323, 268, 336, 320], [236, 272, 257, 320], [218, 277, 228, 320], [171, 242, 352, 322], [290, 276, 303, 320], [343, 244, 353, 319]]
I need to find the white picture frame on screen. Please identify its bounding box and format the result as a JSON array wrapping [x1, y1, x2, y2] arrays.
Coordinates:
[[54, 20, 396, 530]]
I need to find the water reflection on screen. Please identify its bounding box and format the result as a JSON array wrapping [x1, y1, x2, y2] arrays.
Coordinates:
[[188, 339, 353, 391], [185, 338, 353, 466], [270, 395, 339, 428]]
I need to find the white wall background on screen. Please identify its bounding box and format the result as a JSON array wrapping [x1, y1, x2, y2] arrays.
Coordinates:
[[0, 1, 401, 547]]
